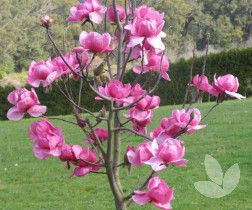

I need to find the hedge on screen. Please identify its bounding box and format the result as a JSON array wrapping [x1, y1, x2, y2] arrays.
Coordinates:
[[0, 47, 252, 120], [125, 47, 252, 105]]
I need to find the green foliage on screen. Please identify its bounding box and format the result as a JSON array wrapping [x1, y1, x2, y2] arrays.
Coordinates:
[[0, 0, 252, 72]]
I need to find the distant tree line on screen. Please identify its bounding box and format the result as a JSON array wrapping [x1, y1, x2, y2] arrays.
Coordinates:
[[0, 0, 251, 74]]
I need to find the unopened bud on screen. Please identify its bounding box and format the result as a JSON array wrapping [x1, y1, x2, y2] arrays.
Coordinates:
[[77, 118, 86, 128], [40, 15, 54, 28], [96, 106, 106, 123]]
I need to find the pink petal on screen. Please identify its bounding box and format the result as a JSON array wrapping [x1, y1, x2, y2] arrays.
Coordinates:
[[124, 24, 133, 31], [147, 37, 165, 50], [95, 96, 103, 100], [73, 167, 91, 177], [145, 157, 167, 172], [133, 66, 143, 74], [27, 105, 47, 117], [7, 107, 25, 121], [89, 11, 104, 24], [127, 36, 145, 48], [225, 91, 246, 100], [44, 71, 59, 87], [32, 145, 49, 160], [127, 150, 140, 166], [72, 145, 83, 159], [79, 31, 88, 46], [161, 71, 171, 81], [170, 159, 187, 167], [132, 191, 150, 205], [153, 201, 172, 210]]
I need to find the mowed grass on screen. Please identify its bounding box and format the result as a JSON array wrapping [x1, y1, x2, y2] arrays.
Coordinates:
[[0, 98, 252, 210]]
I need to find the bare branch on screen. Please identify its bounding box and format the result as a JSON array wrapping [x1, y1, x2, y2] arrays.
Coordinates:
[[113, 127, 152, 141]]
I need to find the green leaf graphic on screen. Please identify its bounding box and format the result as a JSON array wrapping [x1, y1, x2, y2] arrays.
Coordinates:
[[204, 155, 223, 185], [194, 181, 226, 198], [223, 163, 240, 194]]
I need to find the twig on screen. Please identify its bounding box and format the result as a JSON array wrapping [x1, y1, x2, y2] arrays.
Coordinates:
[[201, 102, 219, 121], [124, 170, 156, 201], [46, 28, 83, 78], [86, 119, 107, 158], [42, 115, 78, 126], [113, 127, 152, 141]]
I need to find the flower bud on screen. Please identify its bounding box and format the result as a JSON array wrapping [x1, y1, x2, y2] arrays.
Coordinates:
[[40, 15, 54, 27]]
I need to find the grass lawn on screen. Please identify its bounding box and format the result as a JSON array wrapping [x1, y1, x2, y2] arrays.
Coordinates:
[[0, 98, 252, 210]]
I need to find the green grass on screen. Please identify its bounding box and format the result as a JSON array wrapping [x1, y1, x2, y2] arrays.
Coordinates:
[[0, 98, 252, 210]]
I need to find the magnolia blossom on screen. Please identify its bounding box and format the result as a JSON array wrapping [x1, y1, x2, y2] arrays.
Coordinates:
[[29, 118, 65, 159], [96, 79, 131, 101], [125, 94, 159, 134], [125, 107, 153, 134], [108, 5, 126, 23], [59, 144, 77, 163], [67, 0, 106, 24], [152, 108, 206, 139], [125, 5, 166, 50], [133, 51, 170, 80], [133, 177, 174, 210], [211, 74, 245, 99], [80, 31, 114, 53], [28, 51, 89, 87], [126, 141, 156, 166], [7, 88, 46, 121], [145, 139, 186, 171], [85, 128, 108, 144], [27, 60, 56, 87], [136, 95, 160, 111], [122, 83, 146, 105], [52, 51, 89, 78], [193, 74, 211, 92], [60, 144, 100, 176]]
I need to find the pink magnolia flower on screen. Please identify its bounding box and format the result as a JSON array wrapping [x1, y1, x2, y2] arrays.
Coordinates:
[[136, 95, 160, 111], [72, 147, 101, 177], [67, 0, 107, 24], [157, 108, 206, 138], [52, 51, 89, 77], [125, 107, 153, 126], [125, 107, 153, 135], [79, 31, 114, 53], [60, 144, 100, 176], [150, 127, 163, 139], [132, 177, 174, 210], [125, 5, 166, 50], [126, 141, 156, 166], [211, 74, 245, 99], [96, 79, 131, 101], [7, 88, 47, 121], [133, 51, 170, 80], [193, 74, 211, 92], [85, 128, 108, 144], [27, 60, 57, 88], [108, 5, 126, 23], [59, 144, 77, 162], [145, 139, 187, 171], [122, 83, 146, 105], [28, 118, 65, 159]]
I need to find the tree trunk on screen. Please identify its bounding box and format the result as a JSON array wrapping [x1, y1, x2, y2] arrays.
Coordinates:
[[105, 109, 127, 210]]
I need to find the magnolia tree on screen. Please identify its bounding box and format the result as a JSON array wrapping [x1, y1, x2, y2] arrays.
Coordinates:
[[6, 1, 245, 209]]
